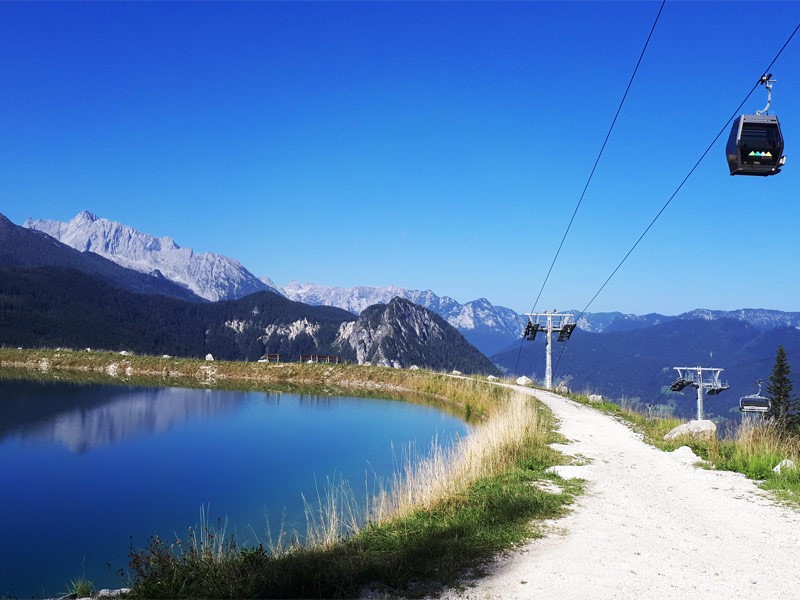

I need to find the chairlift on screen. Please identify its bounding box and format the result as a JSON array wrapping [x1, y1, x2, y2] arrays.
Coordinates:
[[726, 74, 786, 176], [739, 380, 771, 413]]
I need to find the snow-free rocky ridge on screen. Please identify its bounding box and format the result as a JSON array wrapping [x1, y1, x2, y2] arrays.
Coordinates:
[[440, 386, 800, 599], [25, 211, 279, 301]]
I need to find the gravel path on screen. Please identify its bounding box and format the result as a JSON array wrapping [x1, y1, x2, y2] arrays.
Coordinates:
[[442, 386, 800, 599]]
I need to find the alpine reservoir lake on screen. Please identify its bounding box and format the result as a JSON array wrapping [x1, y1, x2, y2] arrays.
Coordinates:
[[0, 377, 469, 598]]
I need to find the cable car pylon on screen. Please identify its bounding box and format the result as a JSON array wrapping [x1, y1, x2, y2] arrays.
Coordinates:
[[523, 310, 576, 390], [669, 366, 730, 420]]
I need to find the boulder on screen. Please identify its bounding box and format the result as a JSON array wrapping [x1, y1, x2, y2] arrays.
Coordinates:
[[773, 459, 796, 474], [487, 375, 499, 381], [408, 365, 420, 370], [664, 419, 717, 441], [516, 376, 533, 386], [669, 445, 710, 466], [97, 590, 132, 599], [588, 394, 603, 403], [451, 370, 463, 376], [556, 383, 570, 394], [205, 353, 214, 361]]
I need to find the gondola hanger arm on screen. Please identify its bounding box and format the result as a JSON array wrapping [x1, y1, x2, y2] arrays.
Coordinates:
[[756, 73, 776, 115]]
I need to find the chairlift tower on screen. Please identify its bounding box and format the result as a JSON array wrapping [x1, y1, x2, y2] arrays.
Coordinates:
[[670, 366, 730, 420], [523, 310, 576, 390]]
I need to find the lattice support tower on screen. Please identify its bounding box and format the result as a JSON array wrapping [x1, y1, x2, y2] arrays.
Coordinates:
[[670, 366, 730, 420], [523, 310, 576, 390]]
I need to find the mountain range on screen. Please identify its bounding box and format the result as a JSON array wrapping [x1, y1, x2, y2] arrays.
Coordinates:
[[21, 212, 800, 358], [0, 216, 497, 374], [7, 209, 800, 416]]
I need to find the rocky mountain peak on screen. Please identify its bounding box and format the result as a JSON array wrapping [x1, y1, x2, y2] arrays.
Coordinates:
[[24, 212, 279, 302]]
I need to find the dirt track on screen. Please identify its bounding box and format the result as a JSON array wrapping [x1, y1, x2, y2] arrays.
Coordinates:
[[441, 386, 800, 599]]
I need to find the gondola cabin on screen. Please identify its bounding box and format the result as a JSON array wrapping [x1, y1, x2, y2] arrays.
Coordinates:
[[726, 114, 785, 176]]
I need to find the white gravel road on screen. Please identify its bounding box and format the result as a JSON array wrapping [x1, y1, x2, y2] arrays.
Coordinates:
[[441, 386, 800, 600]]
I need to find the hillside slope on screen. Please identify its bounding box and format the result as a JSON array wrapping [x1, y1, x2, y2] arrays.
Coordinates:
[[0, 267, 495, 374], [493, 319, 800, 419]]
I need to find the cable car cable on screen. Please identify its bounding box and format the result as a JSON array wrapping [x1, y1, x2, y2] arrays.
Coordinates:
[[511, 0, 666, 376], [551, 20, 800, 382]]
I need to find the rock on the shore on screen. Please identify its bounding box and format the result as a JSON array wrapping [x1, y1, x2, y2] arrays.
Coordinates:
[[773, 459, 796, 474], [664, 419, 716, 441], [516, 376, 533, 386]]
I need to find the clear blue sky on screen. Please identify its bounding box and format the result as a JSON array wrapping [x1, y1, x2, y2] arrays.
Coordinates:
[[2, 1, 799, 315]]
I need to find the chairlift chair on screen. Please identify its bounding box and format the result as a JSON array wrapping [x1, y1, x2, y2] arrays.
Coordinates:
[[523, 320, 540, 341], [739, 381, 771, 413], [670, 377, 691, 392], [706, 384, 730, 396], [558, 323, 577, 342]]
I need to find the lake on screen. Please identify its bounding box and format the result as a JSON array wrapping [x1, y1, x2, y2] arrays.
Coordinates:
[[0, 377, 469, 598]]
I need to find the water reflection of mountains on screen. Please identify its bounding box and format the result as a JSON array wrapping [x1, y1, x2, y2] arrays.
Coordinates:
[[1, 380, 302, 452], [1, 379, 387, 452]]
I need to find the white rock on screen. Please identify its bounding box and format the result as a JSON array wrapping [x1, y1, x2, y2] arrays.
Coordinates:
[[773, 459, 796, 474], [451, 370, 463, 375], [97, 588, 132, 598], [205, 353, 214, 361], [487, 375, 498, 381], [664, 419, 717, 441], [516, 376, 533, 386], [119, 350, 130, 356], [162, 354, 171, 358], [409, 365, 420, 370], [556, 383, 570, 394], [670, 445, 709, 466], [588, 394, 604, 403]]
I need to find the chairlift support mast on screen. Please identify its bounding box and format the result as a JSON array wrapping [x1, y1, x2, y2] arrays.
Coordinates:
[[671, 366, 730, 420], [523, 310, 575, 390]]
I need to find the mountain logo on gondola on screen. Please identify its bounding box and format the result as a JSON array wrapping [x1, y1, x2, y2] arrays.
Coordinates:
[[748, 151, 773, 157]]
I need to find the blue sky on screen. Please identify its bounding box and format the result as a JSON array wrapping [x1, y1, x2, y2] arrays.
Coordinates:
[[2, 1, 799, 315]]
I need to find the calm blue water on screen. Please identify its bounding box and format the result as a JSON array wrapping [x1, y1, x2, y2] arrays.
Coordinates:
[[0, 378, 468, 598]]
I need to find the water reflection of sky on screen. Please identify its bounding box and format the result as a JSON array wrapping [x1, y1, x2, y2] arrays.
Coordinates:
[[0, 378, 468, 598]]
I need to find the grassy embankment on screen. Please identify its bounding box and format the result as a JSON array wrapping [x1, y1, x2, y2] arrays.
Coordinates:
[[0, 348, 581, 598], [567, 392, 800, 505]]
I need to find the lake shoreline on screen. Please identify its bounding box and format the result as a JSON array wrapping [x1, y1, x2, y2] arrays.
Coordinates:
[[0, 347, 503, 421], [1, 347, 578, 599]]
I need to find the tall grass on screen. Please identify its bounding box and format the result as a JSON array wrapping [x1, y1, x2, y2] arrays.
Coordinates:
[[709, 419, 800, 479], [371, 395, 541, 521]]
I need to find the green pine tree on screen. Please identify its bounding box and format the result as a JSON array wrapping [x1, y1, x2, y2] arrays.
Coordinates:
[[766, 345, 794, 426]]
